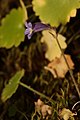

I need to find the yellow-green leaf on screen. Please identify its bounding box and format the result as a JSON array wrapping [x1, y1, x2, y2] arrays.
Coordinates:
[[41, 30, 67, 61], [1, 70, 24, 102], [0, 6, 27, 48], [32, 0, 80, 26]]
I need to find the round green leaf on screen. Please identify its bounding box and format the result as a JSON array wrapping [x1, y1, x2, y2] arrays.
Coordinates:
[[0, 8, 26, 48], [1, 70, 24, 102], [32, 0, 80, 26]]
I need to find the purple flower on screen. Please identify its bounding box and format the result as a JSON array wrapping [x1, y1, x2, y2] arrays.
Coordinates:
[[25, 22, 52, 39], [25, 22, 33, 39]]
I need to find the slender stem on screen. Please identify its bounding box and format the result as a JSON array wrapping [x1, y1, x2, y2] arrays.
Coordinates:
[[50, 31, 80, 98], [19, 82, 54, 103]]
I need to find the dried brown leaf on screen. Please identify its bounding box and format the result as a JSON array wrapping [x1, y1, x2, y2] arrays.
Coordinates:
[[34, 99, 52, 119], [44, 54, 74, 78]]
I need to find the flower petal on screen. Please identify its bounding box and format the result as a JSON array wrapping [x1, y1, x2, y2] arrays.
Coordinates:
[[27, 22, 32, 28], [25, 22, 32, 28], [33, 22, 51, 32], [28, 33, 32, 39], [25, 29, 30, 35]]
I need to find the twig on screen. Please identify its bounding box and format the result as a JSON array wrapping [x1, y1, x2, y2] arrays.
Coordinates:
[[50, 31, 80, 98]]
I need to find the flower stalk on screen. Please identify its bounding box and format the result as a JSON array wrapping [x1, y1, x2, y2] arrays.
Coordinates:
[[50, 31, 80, 98]]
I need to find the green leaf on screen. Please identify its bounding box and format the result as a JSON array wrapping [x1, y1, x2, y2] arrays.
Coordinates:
[[32, 0, 80, 26], [0, 7, 26, 48], [1, 70, 24, 102]]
